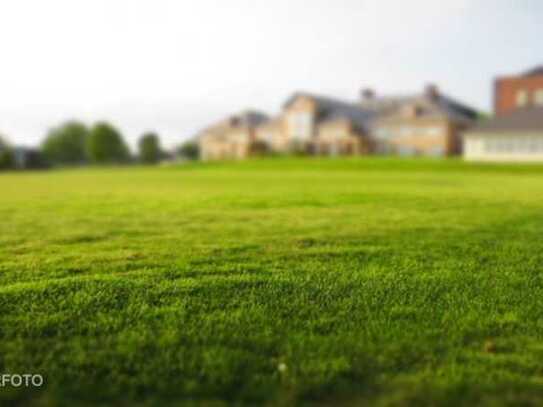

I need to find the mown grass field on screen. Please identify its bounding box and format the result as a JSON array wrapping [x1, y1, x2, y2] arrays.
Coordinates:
[[1, 157, 543, 406]]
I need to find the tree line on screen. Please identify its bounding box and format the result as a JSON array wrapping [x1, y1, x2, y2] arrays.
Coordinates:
[[0, 120, 199, 170]]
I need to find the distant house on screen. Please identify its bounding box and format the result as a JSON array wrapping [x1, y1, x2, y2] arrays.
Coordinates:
[[198, 110, 269, 161], [363, 85, 478, 157], [464, 107, 543, 162], [254, 117, 288, 153], [255, 92, 374, 156], [463, 65, 543, 162], [197, 85, 478, 160], [495, 66, 543, 116]]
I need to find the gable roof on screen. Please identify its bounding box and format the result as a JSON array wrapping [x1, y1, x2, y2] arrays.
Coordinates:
[[437, 95, 479, 121], [283, 92, 376, 132], [282, 89, 478, 132], [358, 94, 415, 115], [256, 116, 282, 130], [228, 110, 269, 127], [361, 92, 478, 123], [196, 109, 269, 140], [467, 107, 543, 134]]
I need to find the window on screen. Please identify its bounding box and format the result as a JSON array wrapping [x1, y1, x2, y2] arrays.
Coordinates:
[[492, 139, 501, 152], [532, 136, 543, 153], [535, 89, 543, 106], [504, 140, 514, 153], [376, 127, 393, 139], [522, 138, 532, 153], [400, 126, 413, 137], [485, 137, 543, 154], [289, 112, 312, 140], [532, 138, 540, 152], [485, 140, 494, 153], [516, 89, 528, 107], [425, 127, 442, 137]]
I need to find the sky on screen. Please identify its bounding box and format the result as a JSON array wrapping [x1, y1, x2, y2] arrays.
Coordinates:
[[0, 0, 542, 150]]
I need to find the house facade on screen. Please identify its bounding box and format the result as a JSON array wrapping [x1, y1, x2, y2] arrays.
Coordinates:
[[254, 117, 288, 153], [363, 85, 477, 156], [495, 66, 543, 116], [464, 65, 543, 162], [464, 108, 543, 162], [260, 93, 374, 155], [198, 111, 269, 161], [197, 85, 477, 160]]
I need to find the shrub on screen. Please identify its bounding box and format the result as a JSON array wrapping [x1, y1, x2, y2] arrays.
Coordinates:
[[177, 141, 199, 160], [0, 136, 15, 170], [248, 140, 270, 157]]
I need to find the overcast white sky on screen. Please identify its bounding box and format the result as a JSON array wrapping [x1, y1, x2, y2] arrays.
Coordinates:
[[0, 0, 542, 150]]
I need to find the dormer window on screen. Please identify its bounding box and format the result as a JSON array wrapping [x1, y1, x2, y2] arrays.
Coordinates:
[[288, 112, 312, 140]]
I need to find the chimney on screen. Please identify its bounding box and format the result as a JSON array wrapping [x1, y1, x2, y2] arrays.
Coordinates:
[[361, 88, 376, 101], [425, 84, 440, 100]]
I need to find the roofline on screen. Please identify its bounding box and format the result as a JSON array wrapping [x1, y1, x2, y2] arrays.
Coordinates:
[[282, 91, 358, 110], [494, 65, 543, 82]]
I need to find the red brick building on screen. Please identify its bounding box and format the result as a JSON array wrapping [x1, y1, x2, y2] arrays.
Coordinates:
[[494, 66, 543, 116]]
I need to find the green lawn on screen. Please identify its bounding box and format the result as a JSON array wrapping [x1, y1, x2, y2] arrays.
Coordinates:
[[1, 157, 543, 406]]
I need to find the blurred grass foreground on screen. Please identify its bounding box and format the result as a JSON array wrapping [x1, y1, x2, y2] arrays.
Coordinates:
[[1, 157, 543, 405]]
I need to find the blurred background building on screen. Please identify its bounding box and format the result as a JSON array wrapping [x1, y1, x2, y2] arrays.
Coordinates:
[[464, 66, 543, 162], [198, 85, 478, 160]]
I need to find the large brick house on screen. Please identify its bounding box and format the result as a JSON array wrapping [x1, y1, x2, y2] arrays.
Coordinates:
[[197, 85, 478, 160], [494, 66, 543, 116], [464, 107, 543, 162], [464, 65, 543, 162]]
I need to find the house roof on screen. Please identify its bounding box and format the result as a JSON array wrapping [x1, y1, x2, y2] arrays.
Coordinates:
[[256, 116, 282, 130], [522, 65, 543, 77], [283, 92, 376, 132], [358, 95, 414, 115], [196, 109, 269, 140], [228, 110, 269, 127], [466, 107, 543, 134], [361, 92, 479, 123], [283, 89, 478, 132]]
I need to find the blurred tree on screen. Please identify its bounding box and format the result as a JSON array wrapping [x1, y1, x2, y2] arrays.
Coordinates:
[[138, 132, 162, 164], [41, 121, 89, 166], [0, 135, 8, 150], [87, 122, 130, 164], [0, 150, 14, 170], [0, 135, 15, 170], [177, 140, 199, 160]]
